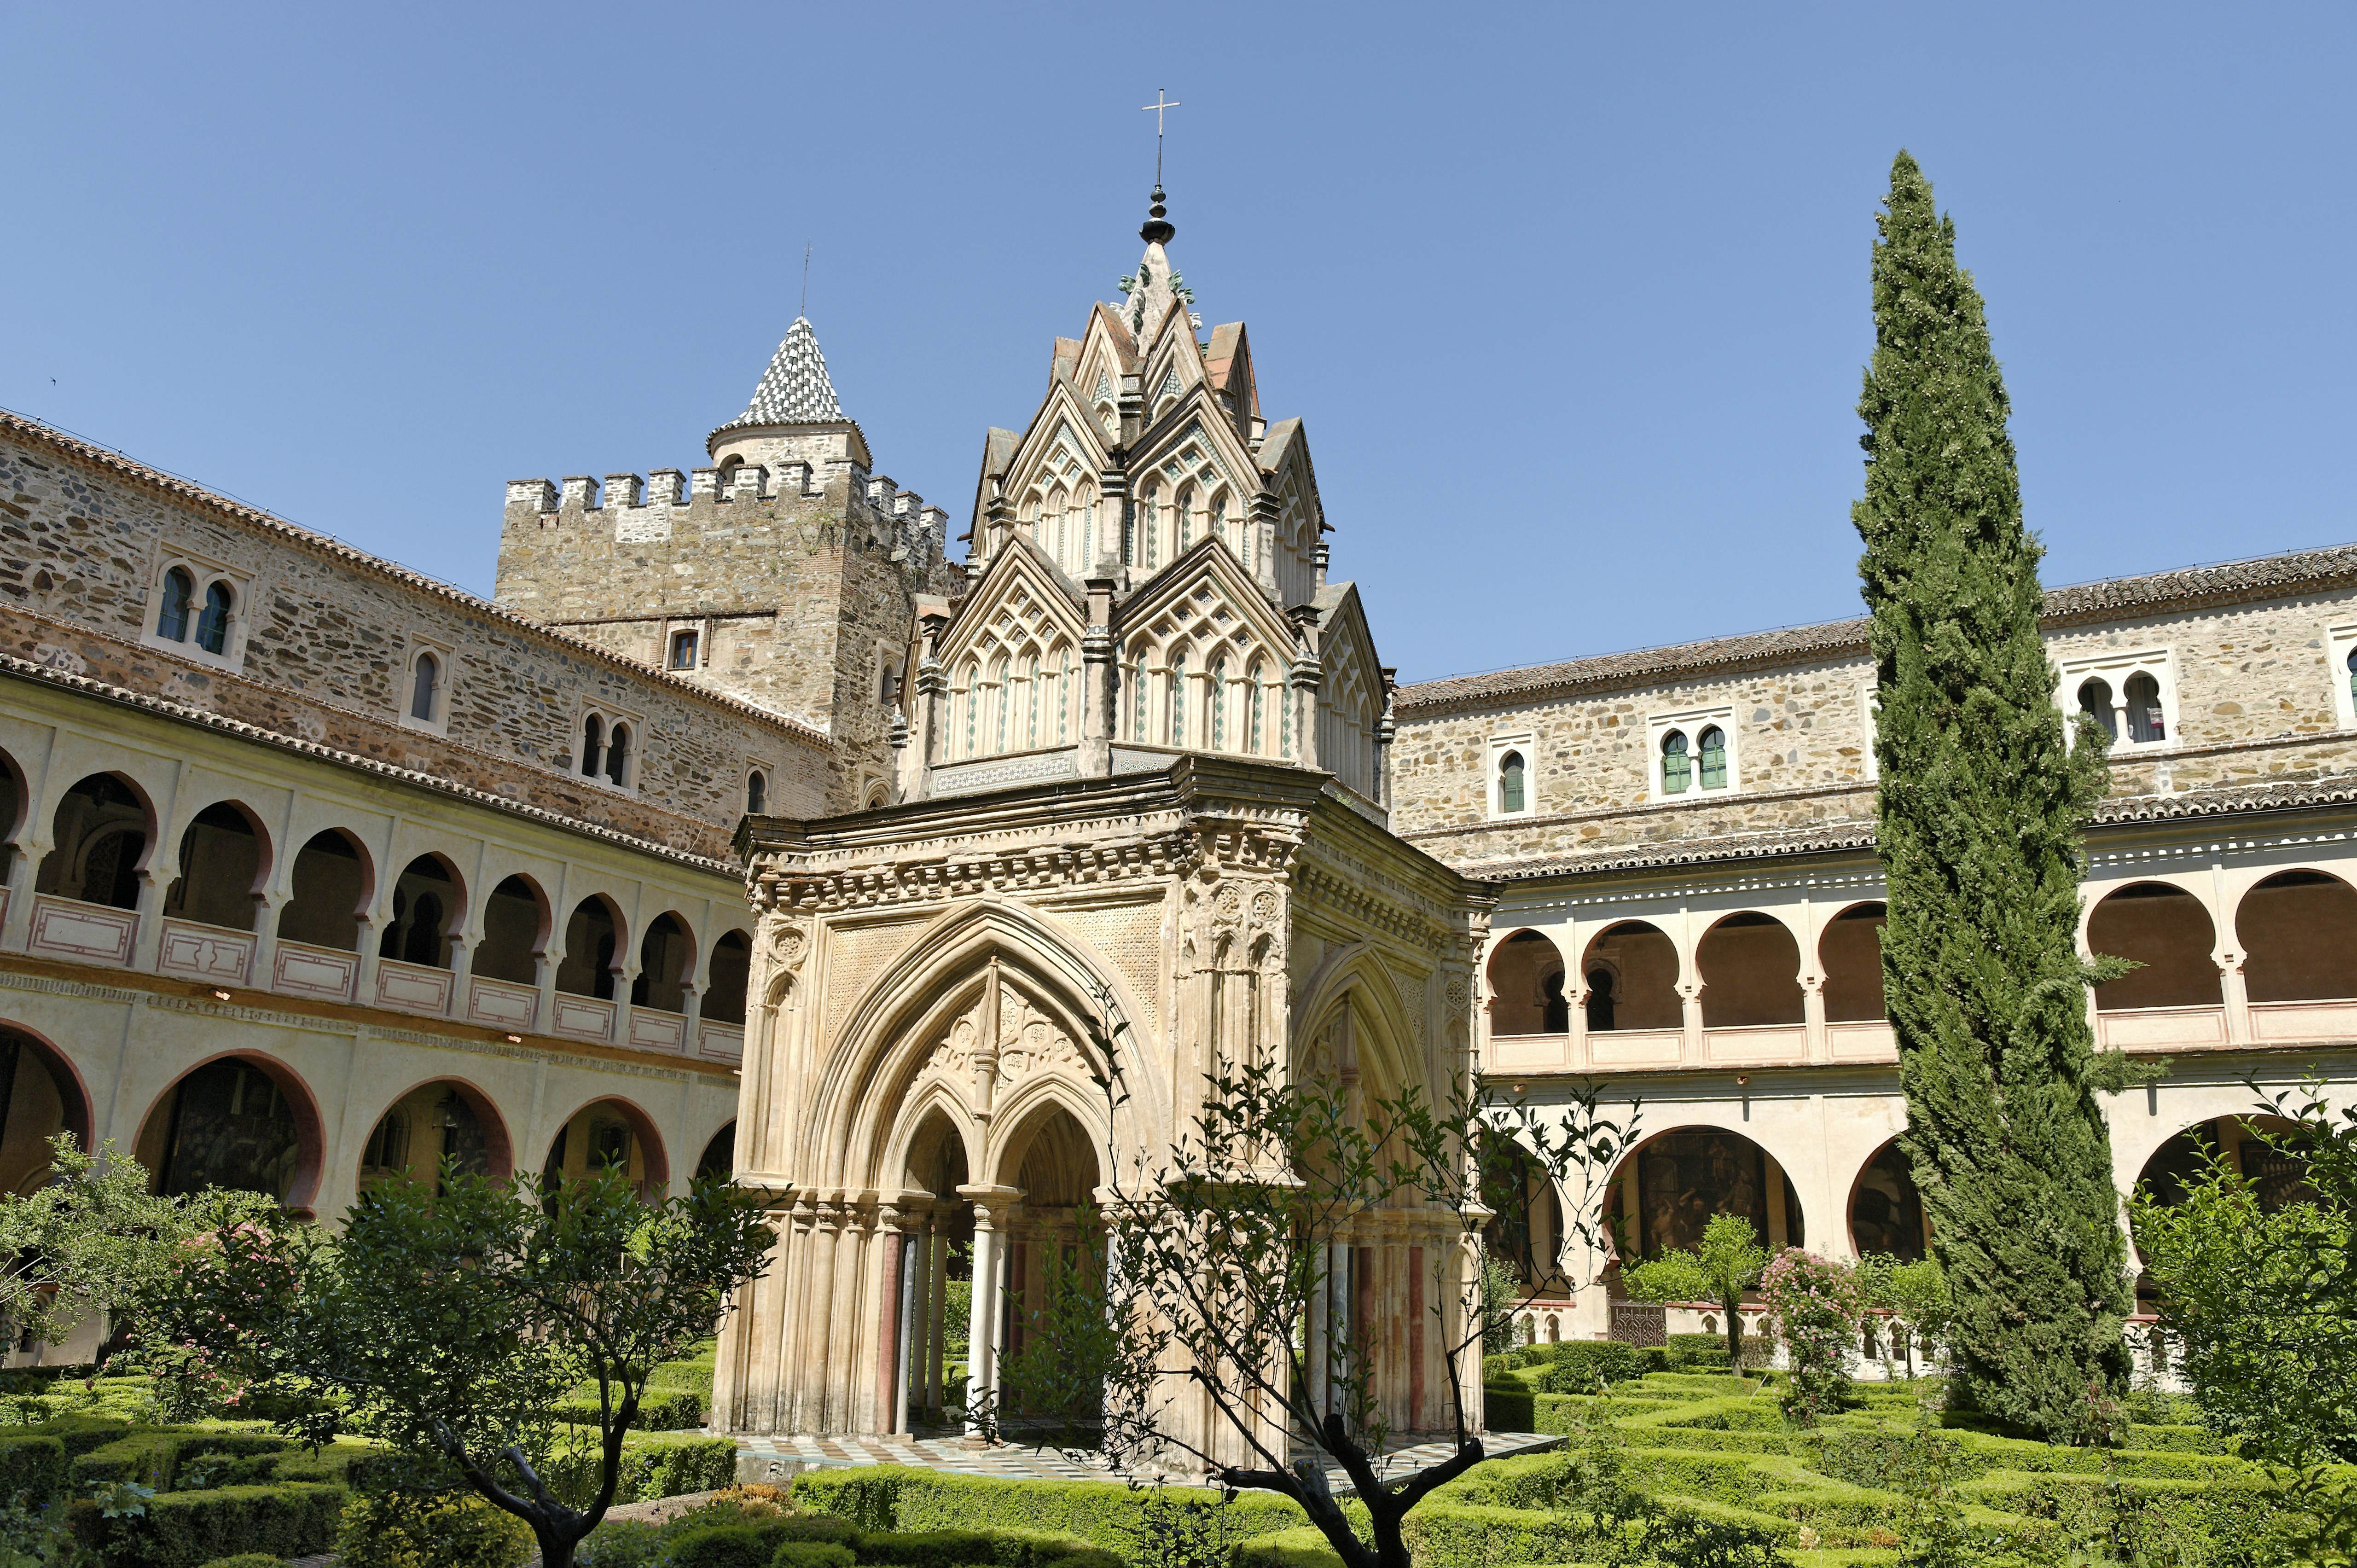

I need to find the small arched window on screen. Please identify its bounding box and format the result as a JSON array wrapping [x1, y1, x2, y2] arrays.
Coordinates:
[[604, 723, 631, 787], [1210, 659, 1227, 749], [581, 714, 603, 778], [1169, 652, 1187, 747], [1132, 656, 1148, 742], [409, 652, 440, 721], [2078, 677, 2118, 739], [992, 658, 1010, 753], [1026, 654, 1042, 748], [1140, 488, 1159, 570], [963, 664, 979, 758], [1498, 751, 1527, 813], [1249, 664, 1267, 755], [1697, 726, 1728, 790], [1057, 652, 1071, 743], [745, 770, 766, 815], [195, 580, 234, 655], [1661, 731, 1691, 795], [2124, 672, 2166, 743], [1176, 488, 1195, 552], [157, 567, 194, 641], [2347, 648, 2357, 713]]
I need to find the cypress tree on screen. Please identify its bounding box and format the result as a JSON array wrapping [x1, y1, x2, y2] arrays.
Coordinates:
[[1854, 151, 2133, 1440]]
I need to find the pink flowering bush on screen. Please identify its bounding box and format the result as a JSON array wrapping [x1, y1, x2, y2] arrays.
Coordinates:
[[1758, 1248, 1862, 1424]]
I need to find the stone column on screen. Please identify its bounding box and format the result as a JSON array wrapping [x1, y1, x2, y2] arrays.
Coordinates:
[[925, 1208, 950, 1422], [444, 934, 474, 1018], [1802, 974, 1829, 1063], [958, 1185, 1023, 1434], [129, 865, 166, 974], [531, 948, 557, 1036], [876, 1212, 910, 1433], [1080, 569, 1117, 778], [0, 834, 48, 954], [611, 958, 637, 1048], [248, 891, 285, 993]]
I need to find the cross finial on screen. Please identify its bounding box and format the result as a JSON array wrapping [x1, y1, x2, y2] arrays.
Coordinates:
[[1141, 88, 1182, 183]]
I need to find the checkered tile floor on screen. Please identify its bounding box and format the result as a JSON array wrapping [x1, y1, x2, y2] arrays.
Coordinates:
[[735, 1429, 1564, 1490]]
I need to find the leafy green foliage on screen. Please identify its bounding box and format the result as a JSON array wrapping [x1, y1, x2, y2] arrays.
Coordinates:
[[128, 1165, 774, 1568], [1853, 150, 2134, 1442], [0, 1137, 238, 1358], [1078, 1043, 1637, 1568], [1757, 1250, 1862, 1425], [1625, 1217, 1767, 1370], [1478, 1259, 1521, 1355], [336, 1485, 534, 1568]]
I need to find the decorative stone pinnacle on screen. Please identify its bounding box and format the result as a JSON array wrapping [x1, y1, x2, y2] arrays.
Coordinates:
[[1140, 185, 1175, 246]]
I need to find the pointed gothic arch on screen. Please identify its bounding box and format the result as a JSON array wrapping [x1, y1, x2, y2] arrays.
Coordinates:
[[808, 900, 1160, 1196]]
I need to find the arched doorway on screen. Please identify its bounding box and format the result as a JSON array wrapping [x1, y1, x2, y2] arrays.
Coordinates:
[[0, 1026, 93, 1196], [994, 1102, 1106, 1425], [695, 1122, 736, 1181], [2089, 882, 2222, 1010], [1848, 1138, 1927, 1261], [703, 931, 753, 1027], [472, 875, 549, 987], [2235, 871, 2357, 1003], [35, 773, 151, 910], [1480, 1133, 1567, 1294], [1819, 902, 1887, 1022], [378, 855, 464, 970], [632, 912, 694, 1013], [134, 1056, 321, 1207], [1582, 921, 1681, 1032], [897, 1108, 972, 1431], [2132, 1114, 2308, 1303], [160, 801, 270, 932], [556, 896, 622, 1001], [1608, 1125, 1804, 1262], [276, 830, 371, 951], [359, 1080, 512, 1192], [1486, 930, 1567, 1036], [1696, 912, 1803, 1028], [542, 1098, 666, 1200]]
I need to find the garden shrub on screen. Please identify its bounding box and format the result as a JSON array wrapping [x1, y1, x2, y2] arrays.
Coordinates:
[[554, 1386, 707, 1430], [669, 1523, 794, 1568], [793, 1466, 1306, 1555], [336, 1487, 534, 1568], [74, 1480, 347, 1568], [194, 1557, 287, 1568], [1228, 1527, 1343, 1568], [1532, 1341, 1648, 1394], [0, 1433, 65, 1507], [73, 1429, 185, 1489], [1758, 1249, 1860, 1424], [778, 1513, 861, 1543], [578, 1519, 666, 1567], [1483, 1382, 1534, 1431], [773, 1545, 856, 1568], [32, 1413, 133, 1456]]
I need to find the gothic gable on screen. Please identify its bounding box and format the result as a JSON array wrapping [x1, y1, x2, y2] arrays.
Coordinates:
[[1312, 581, 1386, 800], [1128, 413, 1263, 579], [1113, 541, 1301, 757], [998, 382, 1116, 577]]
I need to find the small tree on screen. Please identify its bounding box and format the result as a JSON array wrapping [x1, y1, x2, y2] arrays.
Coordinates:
[[2134, 1083, 2357, 1469], [1759, 1249, 1862, 1424], [1061, 1053, 1636, 1568], [0, 1135, 205, 1357], [132, 1166, 773, 1568], [1873, 1256, 1951, 1378], [1624, 1218, 1770, 1370]]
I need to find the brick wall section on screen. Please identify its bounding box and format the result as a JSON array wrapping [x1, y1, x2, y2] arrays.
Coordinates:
[[1391, 567, 2357, 874], [496, 465, 964, 813], [0, 419, 831, 846]]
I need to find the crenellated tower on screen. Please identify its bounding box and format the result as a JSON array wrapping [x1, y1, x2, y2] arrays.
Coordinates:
[[495, 317, 966, 812], [904, 187, 1397, 810]]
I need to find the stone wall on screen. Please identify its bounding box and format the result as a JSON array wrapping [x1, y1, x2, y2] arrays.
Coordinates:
[[0, 418, 830, 849], [497, 466, 963, 813], [1391, 563, 2357, 876]]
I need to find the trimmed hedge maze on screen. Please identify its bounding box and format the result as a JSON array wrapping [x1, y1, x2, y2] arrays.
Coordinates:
[[778, 1352, 2312, 1568]]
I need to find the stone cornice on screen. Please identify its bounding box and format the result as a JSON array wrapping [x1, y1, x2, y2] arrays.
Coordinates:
[[1440, 771, 2357, 886], [1398, 541, 2357, 719], [0, 407, 830, 749], [0, 652, 738, 877]]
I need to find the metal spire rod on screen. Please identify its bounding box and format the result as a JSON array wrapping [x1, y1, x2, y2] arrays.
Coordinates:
[[800, 243, 812, 319], [1142, 89, 1182, 184]]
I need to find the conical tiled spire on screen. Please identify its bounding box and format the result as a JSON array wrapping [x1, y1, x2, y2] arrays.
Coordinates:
[[724, 316, 843, 430]]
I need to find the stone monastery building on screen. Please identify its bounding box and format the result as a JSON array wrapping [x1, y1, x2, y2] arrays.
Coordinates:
[[0, 185, 2351, 1444]]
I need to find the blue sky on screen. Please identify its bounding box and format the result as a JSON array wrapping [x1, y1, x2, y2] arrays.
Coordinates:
[[4, 3, 2351, 684]]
